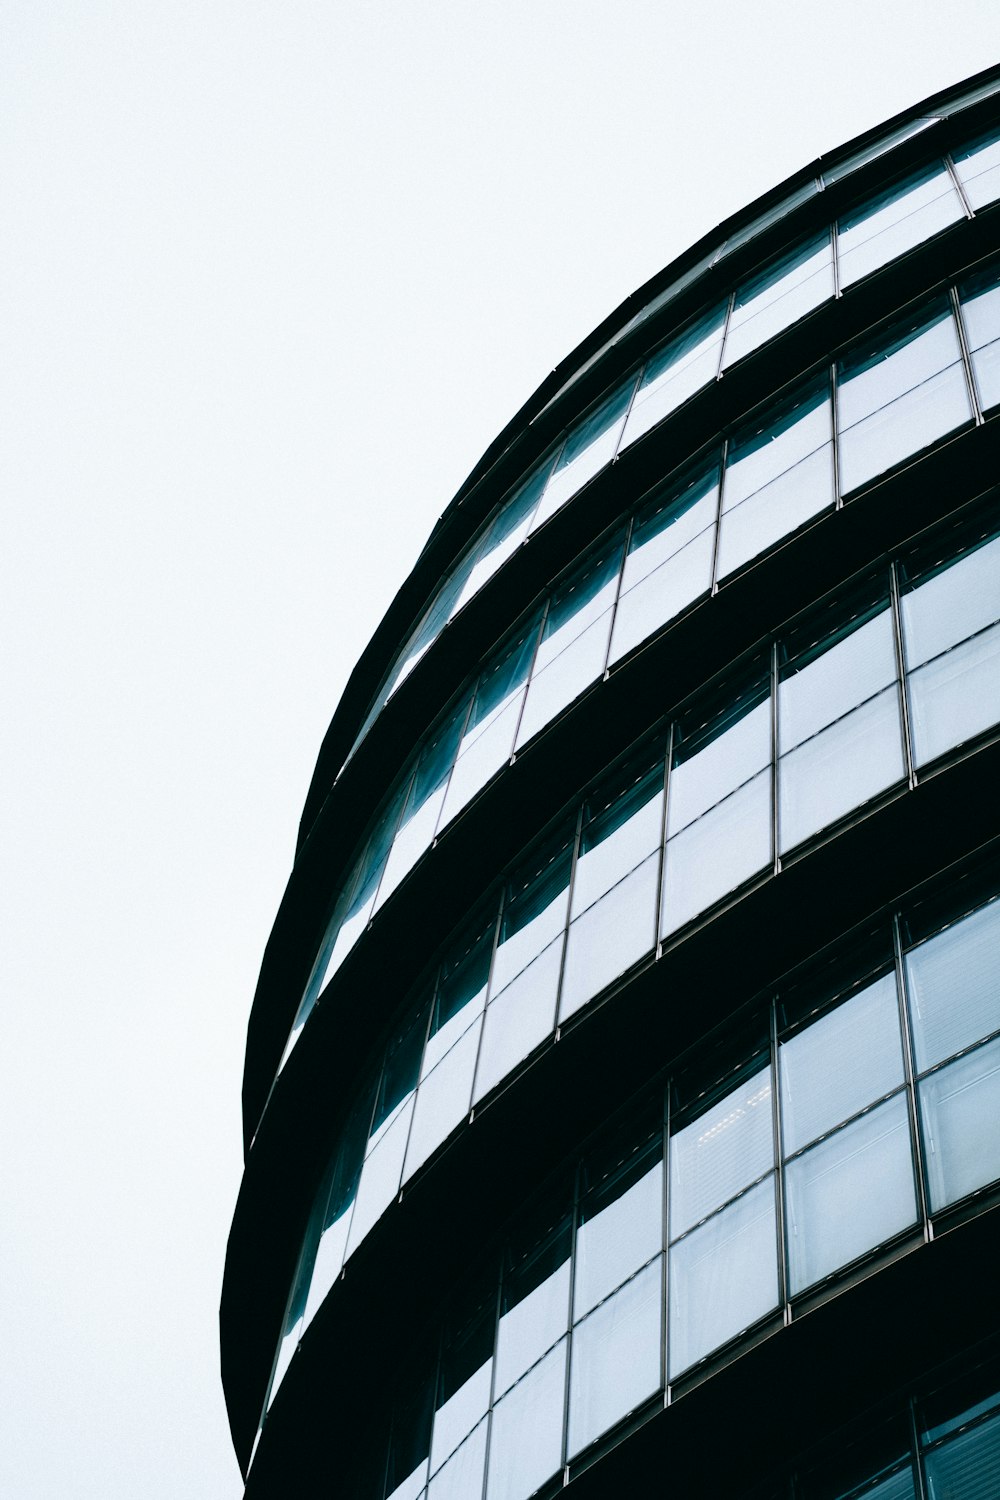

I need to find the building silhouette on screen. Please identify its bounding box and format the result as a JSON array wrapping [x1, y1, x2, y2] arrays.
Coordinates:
[[223, 67, 1000, 1499]]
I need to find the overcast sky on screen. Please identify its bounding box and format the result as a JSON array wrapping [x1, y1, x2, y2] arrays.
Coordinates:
[[2, 4, 998, 1496]]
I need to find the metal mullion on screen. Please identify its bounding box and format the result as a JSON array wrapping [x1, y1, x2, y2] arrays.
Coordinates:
[[369, 766, 418, 916], [895, 913, 932, 1237], [832, 217, 842, 300], [889, 561, 917, 791], [467, 896, 507, 1122], [561, 1158, 584, 1473], [602, 514, 634, 679], [431, 688, 477, 844], [610, 366, 644, 464], [479, 1256, 505, 1500], [830, 362, 844, 509], [661, 1084, 671, 1402], [396, 971, 441, 1203], [509, 601, 550, 759], [944, 152, 976, 219], [950, 283, 986, 424], [770, 997, 791, 1320], [709, 438, 729, 593], [771, 641, 781, 875], [553, 801, 586, 1041], [909, 1394, 931, 1500], [654, 725, 674, 957], [716, 289, 737, 378]]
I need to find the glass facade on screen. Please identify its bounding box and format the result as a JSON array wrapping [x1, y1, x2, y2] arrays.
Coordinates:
[[232, 76, 1000, 1499], [271, 862, 1000, 1495]]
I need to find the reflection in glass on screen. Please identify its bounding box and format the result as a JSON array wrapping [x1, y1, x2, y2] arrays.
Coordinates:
[[575, 1149, 663, 1318], [620, 304, 727, 448], [718, 380, 833, 579], [609, 466, 718, 663], [837, 304, 971, 494], [785, 1093, 916, 1293], [780, 975, 904, 1154], [560, 853, 658, 1021], [723, 234, 834, 368], [953, 124, 1000, 211], [453, 460, 554, 615], [670, 1066, 773, 1237], [837, 165, 963, 287], [439, 619, 539, 826], [531, 379, 637, 532], [495, 1221, 570, 1396], [924, 1408, 1000, 1497], [568, 1259, 662, 1457], [375, 706, 470, 913], [427, 1420, 488, 1500], [431, 1301, 494, 1472], [668, 1178, 778, 1378], [920, 1037, 1000, 1212], [486, 1342, 567, 1500], [905, 898, 1000, 1071]]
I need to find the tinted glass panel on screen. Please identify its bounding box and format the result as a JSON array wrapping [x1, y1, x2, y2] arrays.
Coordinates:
[[567, 1259, 662, 1457], [953, 124, 1000, 210], [905, 898, 1000, 1071], [621, 305, 726, 447], [920, 1037, 1000, 1212], [723, 234, 834, 367], [837, 165, 963, 287], [486, 1341, 566, 1500], [670, 1066, 774, 1237]]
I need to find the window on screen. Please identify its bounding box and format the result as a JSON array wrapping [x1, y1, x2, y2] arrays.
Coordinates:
[[723, 234, 834, 368], [952, 124, 1000, 211], [960, 262, 1000, 411], [901, 530, 1000, 767], [837, 300, 972, 495], [661, 673, 772, 937], [608, 464, 718, 665], [717, 377, 834, 580], [836, 164, 963, 287], [778, 597, 903, 853], [530, 378, 638, 532], [620, 304, 727, 448]]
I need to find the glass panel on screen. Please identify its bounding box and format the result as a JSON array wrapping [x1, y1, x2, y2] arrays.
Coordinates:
[[495, 1218, 571, 1397], [431, 1299, 494, 1472], [667, 693, 771, 836], [486, 1341, 567, 1500], [722, 178, 820, 255], [661, 769, 771, 935], [902, 534, 1000, 668], [823, 117, 936, 185], [670, 1066, 774, 1237], [723, 234, 834, 368], [439, 621, 539, 826], [953, 124, 1000, 211], [959, 265, 1000, 353], [473, 939, 562, 1103], [837, 165, 963, 288], [907, 621, 1000, 766], [491, 838, 574, 996], [575, 1148, 663, 1318], [303, 1076, 377, 1326], [424, 912, 497, 1077], [905, 897, 1000, 1071], [920, 1036, 1000, 1211], [385, 1382, 433, 1500], [533, 543, 624, 675], [514, 615, 611, 748], [718, 381, 833, 579], [453, 461, 555, 615], [403, 1021, 481, 1182], [567, 1258, 662, 1458], [924, 1409, 1000, 1499], [837, 305, 971, 495], [779, 610, 897, 752], [427, 1420, 487, 1500], [620, 304, 727, 448], [572, 756, 664, 918], [375, 708, 469, 912], [784, 1093, 916, 1293], [531, 379, 637, 530], [609, 466, 718, 663], [780, 974, 904, 1154], [779, 688, 904, 851], [559, 852, 658, 1021], [668, 1177, 778, 1378]]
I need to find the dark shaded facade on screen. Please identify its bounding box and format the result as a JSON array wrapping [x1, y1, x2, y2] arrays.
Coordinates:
[[224, 69, 1000, 1500]]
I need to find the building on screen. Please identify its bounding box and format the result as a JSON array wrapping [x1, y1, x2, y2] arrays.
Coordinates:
[[223, 68, 1000, 1499]]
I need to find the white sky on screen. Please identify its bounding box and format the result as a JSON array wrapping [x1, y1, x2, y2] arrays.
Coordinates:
[[2, 4, 997, 1495]]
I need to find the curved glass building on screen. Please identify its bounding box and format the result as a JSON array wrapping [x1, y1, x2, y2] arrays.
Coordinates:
[[224, 68, 1000, 1499]]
